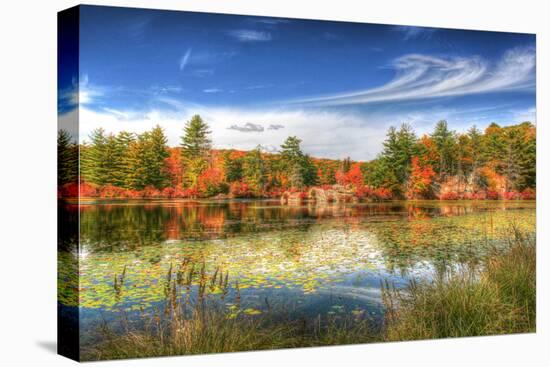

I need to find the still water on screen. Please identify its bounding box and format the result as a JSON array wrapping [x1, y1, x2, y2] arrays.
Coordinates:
[[58, 199, 535, 345]]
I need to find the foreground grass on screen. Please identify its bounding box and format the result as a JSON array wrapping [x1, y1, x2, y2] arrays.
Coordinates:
[[82, 227, 535, 360], [383, 227, 535, 341], [83, 308, 377, 361], [82, 262, 378, 361]]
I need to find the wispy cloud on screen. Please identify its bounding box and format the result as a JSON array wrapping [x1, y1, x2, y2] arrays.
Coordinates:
[[268, 124, 285, 130], [179, 48, 192, 71], [511, 107, 536, 124], [228, 30, 272, 42], [203, 88, 223, 93], [248, 18, 290, 25], [150, 84, 182, 94], [245, 84, 272, 90], [293, 47, 535, 106], [394, 25, 437, 40], [228, 123, 265, 133], [193, 69, 215, 78]]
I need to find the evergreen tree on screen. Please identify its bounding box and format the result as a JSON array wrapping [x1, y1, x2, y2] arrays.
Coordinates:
[[431, 120, 457, 178], [223, 150, 243, 183], [517, 122, 536, 190], [114, 131, 136, 188], [57, 129, 78, 185], [145, 125, 170, 189], [378, 124, 417, 195], [180, 115, 211, 188], [243, 146, 266, 195], [280, 136, 317, 188], [125, 135, 148, 190], [81, 128, 109, 185]]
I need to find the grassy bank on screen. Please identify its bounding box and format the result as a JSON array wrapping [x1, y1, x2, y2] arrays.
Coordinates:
[[82, 227, 535, 360], [383, 226, 535, 340]]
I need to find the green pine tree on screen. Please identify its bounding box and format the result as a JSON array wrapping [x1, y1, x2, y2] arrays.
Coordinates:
[[243, 146, 267, 195], [57, 129, 78, 185], [180, 115, 212, 188]]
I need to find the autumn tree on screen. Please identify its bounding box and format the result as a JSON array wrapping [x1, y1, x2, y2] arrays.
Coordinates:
[[407, 156, 436, 199]]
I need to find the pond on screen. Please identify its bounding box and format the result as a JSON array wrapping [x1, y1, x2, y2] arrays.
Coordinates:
[[58, 199, 535, 347]]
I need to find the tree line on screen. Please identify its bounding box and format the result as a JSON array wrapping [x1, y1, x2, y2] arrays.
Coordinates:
[[58, 115, 536, 200]]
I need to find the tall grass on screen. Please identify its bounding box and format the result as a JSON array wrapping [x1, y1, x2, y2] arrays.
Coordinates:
[[82, 260, 377, 361], [382, 226, 536, 341]]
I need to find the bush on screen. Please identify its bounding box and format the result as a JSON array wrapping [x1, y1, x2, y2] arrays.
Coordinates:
[[373, 188, 392, 200], [98, 184, 127, 198], [503, 191, 521, 200], [521, 188, 536, 200], [79, 182, 98, 197], [439, 192, 459, 200], [229, 182, 252, 198], [486, 190, 500, 200], [142, 186, 161, 198]]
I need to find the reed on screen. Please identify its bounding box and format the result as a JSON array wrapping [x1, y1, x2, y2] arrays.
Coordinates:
[[82, 259, 376, 361], [382, 226, 535, 341]]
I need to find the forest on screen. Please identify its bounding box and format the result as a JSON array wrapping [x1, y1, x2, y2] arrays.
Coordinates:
[[58, 114, 536, 200]]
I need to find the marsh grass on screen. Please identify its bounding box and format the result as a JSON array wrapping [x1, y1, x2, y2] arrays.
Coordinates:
[[82, 259, 377, 361], [382, 225, 536, 341]]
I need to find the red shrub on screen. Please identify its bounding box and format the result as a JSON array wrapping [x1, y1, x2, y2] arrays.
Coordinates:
[[521, 188, 536, 200], [439, 192, 459, 200], [79, 182, 98, 197], [161, 187, 177, 198], [355, 185, 374, 199], [98, 184, 127, 198], [503, 191, 521, 200], [486, 190, 500, 200], [142, 186, 161, 198], [230, 182, 252, 198], [58, 182, 79, 198], [373, 188, 392, 200], [463, 192, 486, 200]]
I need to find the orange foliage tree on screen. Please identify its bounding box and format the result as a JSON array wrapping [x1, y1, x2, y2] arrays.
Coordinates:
[[407, 156, 435, 199]]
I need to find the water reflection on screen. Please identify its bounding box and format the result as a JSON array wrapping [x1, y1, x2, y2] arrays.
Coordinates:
[[75, 200, 532, 253]]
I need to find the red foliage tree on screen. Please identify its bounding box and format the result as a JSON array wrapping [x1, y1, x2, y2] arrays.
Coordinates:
[[336, 163, 364, 188], [164, 148, 183, 188], [197, 168, 226, 197], [407, 156, 436, 199]]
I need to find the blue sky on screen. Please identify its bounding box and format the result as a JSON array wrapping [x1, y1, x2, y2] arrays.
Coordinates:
[[58, 5, 536, 160]]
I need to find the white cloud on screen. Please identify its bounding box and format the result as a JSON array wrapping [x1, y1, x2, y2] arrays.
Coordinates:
[[179, 48, 192, 71], [394, 26, 436, 40], [228, 30, 272, 42], [228, 122, 265, 132], [203, 88, 223, 93], [293, 47, 535, 106], [511, 107, 536, 124]]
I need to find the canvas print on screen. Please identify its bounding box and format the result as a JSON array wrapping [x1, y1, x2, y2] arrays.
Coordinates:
[[58, 5, 536, 361]]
